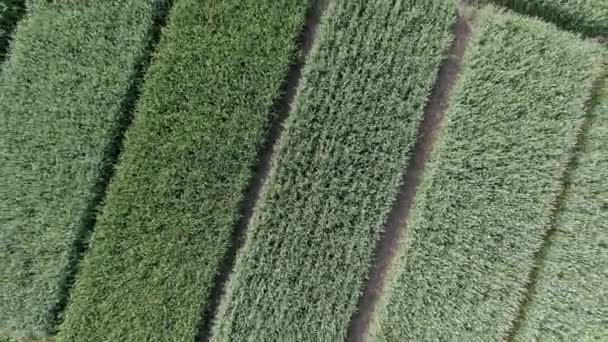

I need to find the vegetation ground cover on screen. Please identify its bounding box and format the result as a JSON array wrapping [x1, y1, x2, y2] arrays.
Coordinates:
[[369, 6, 605, 341], [56, 0, 307, 340], [489, 0, 608, 35], [1, 1, 606, 340], [0, 0, 164, 338], [211, 0, 457, 340], [513, 83, 608, 341]]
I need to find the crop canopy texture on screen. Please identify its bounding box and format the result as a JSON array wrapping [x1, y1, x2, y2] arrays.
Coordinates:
[[211, 0, 457, 340], [0, 0, 163, 338], [514, 83, 608, 340], [369, 6, 605, 341], [490, 0, 608, 35], [56, 0, 307, 340]]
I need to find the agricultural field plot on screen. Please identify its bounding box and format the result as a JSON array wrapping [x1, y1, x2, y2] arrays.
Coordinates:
[[0, 0, 164, 338], [211, 0, 457, 340], [369, 6, 606, 341], [489, 0, 608, 35], [55, 0, 308, 341], [513, 84, 608, 341], [0, 0, 606, 341]]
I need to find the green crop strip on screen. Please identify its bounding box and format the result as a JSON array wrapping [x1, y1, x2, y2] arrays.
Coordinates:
[[513, 82, 608, 340], [0, 0, 25, 62], [489, 0, 608, 36], [369, 7, 606, 341], [56, 0, 307, 340], [0, 0, 166, 339], [211, 0, 457, 340]]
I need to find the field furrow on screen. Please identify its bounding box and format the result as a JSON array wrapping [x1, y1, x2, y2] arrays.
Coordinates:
[[0, 0, 166, 338], [55, 0, 308, 340], [489, 0, 608, 36], [210, 0, 457, 340], [512, 82, 608, 340], [369, 6, 606, 341], [0, 0, 25, 62]]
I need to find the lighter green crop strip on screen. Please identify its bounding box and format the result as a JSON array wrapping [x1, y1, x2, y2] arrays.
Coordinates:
[[0, 0, 164, 339], [513, 83, 608, 341], [211, 0, 457, 340], [370, 7, 605, 341], [488, 0, 608, 36], [56, 0, 307, 340]]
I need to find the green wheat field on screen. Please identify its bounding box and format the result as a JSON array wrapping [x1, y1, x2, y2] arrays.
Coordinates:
[[1, 0, 606, 341]]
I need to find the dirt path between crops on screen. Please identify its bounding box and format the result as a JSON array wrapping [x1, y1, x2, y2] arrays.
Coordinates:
[[346, 12, 473, 342], [194, 1, 329, 341]]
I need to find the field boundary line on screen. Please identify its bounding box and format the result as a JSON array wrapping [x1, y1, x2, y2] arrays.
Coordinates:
[[345, 10, 474, 342], [46, 0, 175, 333], [505, 74, 607, 341], [193, 0, 329, 340], [0, 0, 26, 65], [475, 0, 607, 39]]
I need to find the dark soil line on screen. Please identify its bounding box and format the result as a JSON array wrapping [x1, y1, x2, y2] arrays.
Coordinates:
[[0, 0, 27, 63], [592, 36, 608, 45], [505, 76, 606, 341], [346, 13, 473, 342], [193, 1, 328, 341], [47, 0, 174, 334], [481, 0, 606, 38]]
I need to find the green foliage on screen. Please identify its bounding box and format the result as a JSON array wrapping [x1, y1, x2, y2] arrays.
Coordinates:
[[489, 0, 608, 35], [370, 7, 605, 341], [211, 0, 457, 340], [0, 0, 163, 339], [514, 83, 608, 340], [55, 0, 307, 340], [0, 0, 25, 61]]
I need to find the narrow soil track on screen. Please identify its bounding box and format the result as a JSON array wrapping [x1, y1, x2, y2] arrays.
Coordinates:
[[194, 1, 328, 340], [505, 76, 607, 341], [47, 0, 174, 332], [346, 13, 473, 342]]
